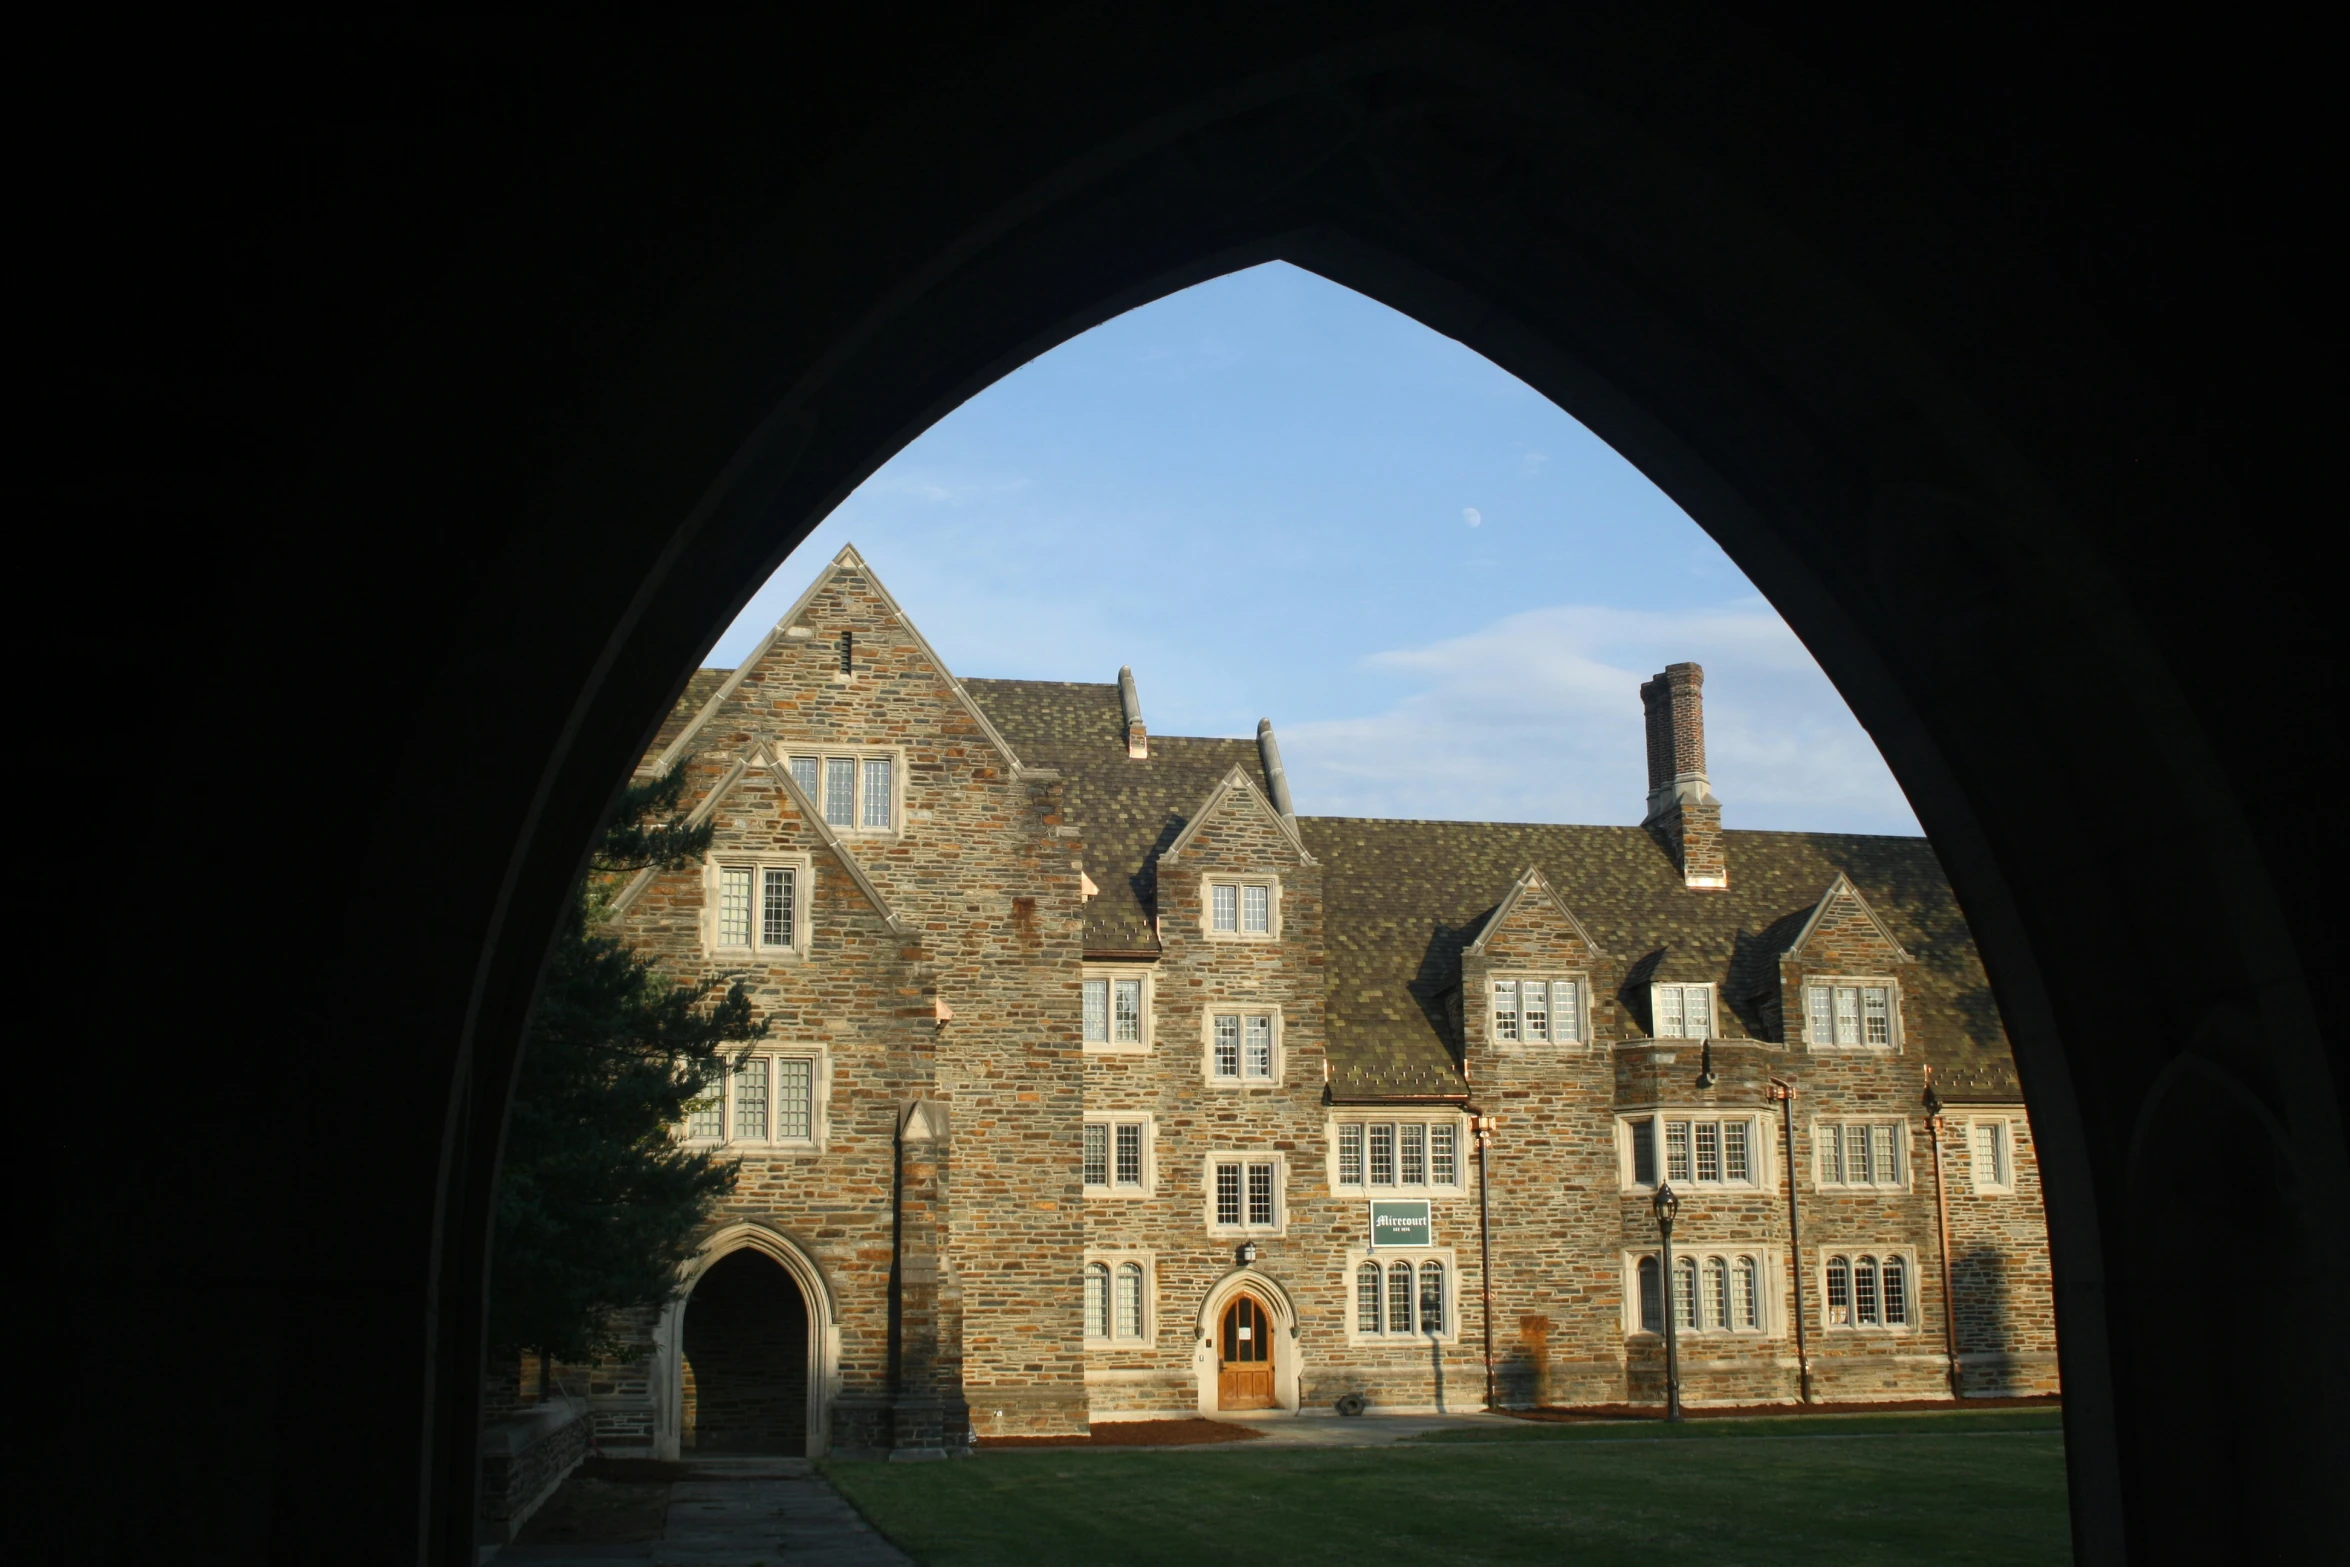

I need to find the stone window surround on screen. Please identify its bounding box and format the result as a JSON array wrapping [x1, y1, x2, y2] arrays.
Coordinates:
[[1082, 1112, 1159, 1198], [1081, 964, 1154, 1054], [1646, 981, 1721, 1041], [1616, 1109, 1776, 1193], [1202, 1149, 1289, 1237], [778, 744, 909, 837], [1811, 1117, 1917, 1193], [1199, 1002, 1285, 1087], [1818, 1247, 1922, 1332], [1343, 1246, 1461, 1346], [1620, 1247, 1785, 1338], [1083, 1250, 1158, 1348], [701, 851, 815, 961], [1325, 1112, 1470, 1195], [1486, 971, 1592, 1050], [679, 1042, 831, 1153], [1198, 872, 1282, 942], [1967, 1114, 2019, 1195], [1798, 974, 1906, 1052]]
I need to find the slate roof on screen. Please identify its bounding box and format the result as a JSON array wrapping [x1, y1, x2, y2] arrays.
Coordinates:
[[963, 679, 1271, 954], [1299, 817, 2019, 1103], [654, 670, 2022, 1107]]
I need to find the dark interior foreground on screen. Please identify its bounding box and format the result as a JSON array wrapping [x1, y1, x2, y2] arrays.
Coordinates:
[[31, 10, 2341, 1563]]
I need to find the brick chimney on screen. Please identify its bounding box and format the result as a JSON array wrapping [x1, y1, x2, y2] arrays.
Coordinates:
[[1640, 662, 1727, 890]]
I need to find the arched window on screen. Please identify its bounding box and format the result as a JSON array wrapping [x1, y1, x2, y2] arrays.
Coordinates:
[[1638, 1255, 1663, 1333], [1357, 1262, 1384, 1333], [1825, 1255, 1852, 1327], [1703, 1256, 1729, 1329], [1116, 1262, 1145, 1339], [1387, 1262, 1416, 1335], [1418, 1261, 1446, 1334], [1084, 1262, 1110, 1340], [1881, 1256, 1907, 1326], [1854, 1256, 1881, 1325], [1734, 1255, 1760, 1330], [1673, 1255, 1698, 1330]]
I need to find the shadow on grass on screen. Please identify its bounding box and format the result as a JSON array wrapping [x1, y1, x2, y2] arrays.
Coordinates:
[[1408, 1407, 2067, 1443], [821, 1411, 2071, 1567]]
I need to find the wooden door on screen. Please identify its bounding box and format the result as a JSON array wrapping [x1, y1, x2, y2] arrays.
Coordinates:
[[1217, 1293, 1276, 1410]]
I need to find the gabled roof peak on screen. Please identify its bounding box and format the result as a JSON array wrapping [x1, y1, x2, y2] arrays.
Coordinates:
[[1785, 871, 1913, 962], [1465, 865, 1608, 958], [1160, 764, 1318, 866]]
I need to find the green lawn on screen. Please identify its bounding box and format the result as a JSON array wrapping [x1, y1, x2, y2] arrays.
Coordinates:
[[822, 1411, 2071, 1567]]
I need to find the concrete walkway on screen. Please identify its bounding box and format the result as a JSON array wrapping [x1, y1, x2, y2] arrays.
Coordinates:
[[496, 1457, 910, 1567]]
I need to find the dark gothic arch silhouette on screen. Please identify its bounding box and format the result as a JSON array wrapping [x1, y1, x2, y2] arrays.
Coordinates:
[[35, 10, 2340, 1564]]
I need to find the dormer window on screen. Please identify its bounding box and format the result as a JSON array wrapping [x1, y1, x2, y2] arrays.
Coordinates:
[[787, 751, 899, 833], [1650, 983, 1715, 1040], [1802, 980, 1898, 1048], [1202, 876, 1279, 941]]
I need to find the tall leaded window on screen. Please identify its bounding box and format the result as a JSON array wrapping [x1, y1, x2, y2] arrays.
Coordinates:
[[1212, 1158, 1281, 1232], [1387, 1262, 1415, 1333], [711, 857, 807, 956], [861, 758, 893, 829], [1703, 1256, 1728, 1329], [1084, 1119, 1149, 1192], [1638, 1255, 1663, 1333], [1882, 1257, 1908, 1326], [1418, 1262, 1446, 1334], [1339, 1124, 1364, 1186], [1804, 982, 1897, 1047], [1083, 974, 1146, 1046], [1821, 1253, 1910, 1329], [760, 868, 794, 948], [1652, 983, 1714, 1040], [774, 1058, 812, 1140], [824, 758, 857, 827], [1242, 884, 1270, 933], [733, 1057, 768, 1141], [718, 867, 753, 947], [1825, 1255, 1853, 1326], [1632, 1250, 1771, 1335], [1734, 1256, 1760, 1330], [684, 1052, 819, 1145], [1357, 1262, 1383, 1332], [1084, 1262, 1110, 1340], [1430, 1123, 1458, 1185], [1400, 1124, 1427, 1185], [1971, 1119, 2014, 1190], [1115, 1263, 1146, 1338], [1673, 1255, 1699, 1330], [686, 1072, 724, 1140], [1820, 1121, 1905, 1188], [1210, 1011, 1276, 1080], [1369, 1124, 1395, 1185]]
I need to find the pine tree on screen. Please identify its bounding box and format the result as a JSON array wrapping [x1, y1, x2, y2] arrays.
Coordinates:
[[488, 764, 763, 1363]]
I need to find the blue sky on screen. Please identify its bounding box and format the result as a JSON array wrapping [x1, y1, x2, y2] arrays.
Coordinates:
[[712, 263, 1919, 836]]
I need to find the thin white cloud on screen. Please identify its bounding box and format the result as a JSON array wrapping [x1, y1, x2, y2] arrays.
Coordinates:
[[1282, 604, 1920, 835]]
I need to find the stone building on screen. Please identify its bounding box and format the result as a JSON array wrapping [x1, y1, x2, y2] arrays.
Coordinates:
[[528, 545, 2056, 1457]]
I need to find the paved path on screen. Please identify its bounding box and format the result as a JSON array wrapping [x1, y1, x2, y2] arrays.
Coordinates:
[[495, 1458, 910, 1567]]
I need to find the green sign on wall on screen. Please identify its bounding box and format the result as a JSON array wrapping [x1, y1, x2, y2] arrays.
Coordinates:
[[1369, 1199, 1432, 1249]]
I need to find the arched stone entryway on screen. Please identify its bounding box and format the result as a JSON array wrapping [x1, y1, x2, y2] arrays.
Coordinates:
[[658, 1225, 839, 1459], [1193, 1270, 1304, 1416], [680, 1250, 808, 1453]]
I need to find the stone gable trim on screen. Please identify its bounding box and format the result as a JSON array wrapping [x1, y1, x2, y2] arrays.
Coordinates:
[[1784, 873, 1914, 963], [1158, 765, 1318, 867], [643, 544, 1032, 782], [1463, 866, 1610, 959], [604, 743, 907, 935]]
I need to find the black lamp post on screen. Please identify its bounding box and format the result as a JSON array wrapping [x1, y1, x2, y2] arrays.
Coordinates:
[[1654, 1180, 1683, 1423]]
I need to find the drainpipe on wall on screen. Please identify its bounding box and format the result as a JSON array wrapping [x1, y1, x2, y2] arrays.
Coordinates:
[[1925, 1071, 1963, 1400], [1473, 1111, 1497, 1409], [1769, 1078, 1813, 1404]]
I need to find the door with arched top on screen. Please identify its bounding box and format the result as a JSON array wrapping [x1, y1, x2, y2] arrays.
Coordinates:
[[1217, 1292, 1275, 1410]]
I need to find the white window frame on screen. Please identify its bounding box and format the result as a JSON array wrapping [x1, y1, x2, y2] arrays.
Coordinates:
[[1812, 1118, 1915, 1192], [1799, 976, 1904, 1051], [1648, 982, 1720, 1041], [1343, 1247, 1460, 1345], [679, 1045, 830, 1152], [1818, 1247, 1922, 1332], [1081, 1113, 1158, 1198], [781, 747, 906, 837], [1328, 1113, 1469, 1195], [1967, 1115, 2018, 1194], [1201, 1004, 1284, 1086], [1200, 874, 1282, 942], [1621, 1248, 1782, 1338], [1486, 973, 1591, 1050], [1617, 1111, 1773, 1192], [1081, 966, 1154, 1054], [1203, 1150, 1288, 1237], [702, 852, 814, 960], [1082, 1250, 1158, 1347]]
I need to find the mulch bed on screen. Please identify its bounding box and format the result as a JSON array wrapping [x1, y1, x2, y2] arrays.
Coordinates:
[[981, 1418, 1266, 1449], [1500, 1394, 2062, 1423]]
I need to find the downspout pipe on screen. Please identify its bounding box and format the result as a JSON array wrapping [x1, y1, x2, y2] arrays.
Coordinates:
[[1256, 718, 1297, 827], [1925, 1074, 1963, 1400], [1771, 1078, 1814, 1404], [1474, 1112, 1496, 1409]]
